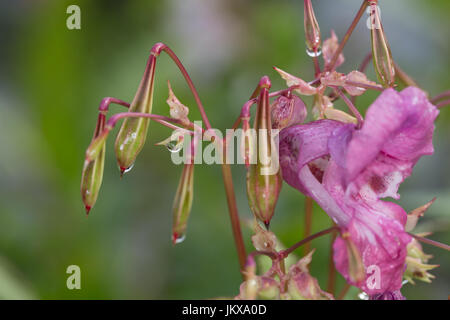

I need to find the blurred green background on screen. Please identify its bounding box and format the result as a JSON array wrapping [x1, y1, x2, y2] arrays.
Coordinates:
[[0, 0, 449, 299]]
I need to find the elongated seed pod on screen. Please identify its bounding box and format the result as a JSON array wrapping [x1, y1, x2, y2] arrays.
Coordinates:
[[172, 163, 194, 244], [114, 53, 157, 174], [81, 113, 107, 214], [246, 77, 282, 228], [369, 1, 395, 87]]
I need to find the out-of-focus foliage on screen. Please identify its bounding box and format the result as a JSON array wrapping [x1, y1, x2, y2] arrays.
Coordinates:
[[0, 0, 448, 299]]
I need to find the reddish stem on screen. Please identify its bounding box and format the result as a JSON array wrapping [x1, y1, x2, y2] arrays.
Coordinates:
[[280, 226, 338, 258], [332, 86, 364, 127], [431, 90, 450, 104], [436, 99, 450, 109], [409, 233, 450, 251], [326, 0, 369, 71]]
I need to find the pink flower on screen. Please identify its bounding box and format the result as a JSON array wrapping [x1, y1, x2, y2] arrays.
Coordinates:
[[279, 87, 438, 296]]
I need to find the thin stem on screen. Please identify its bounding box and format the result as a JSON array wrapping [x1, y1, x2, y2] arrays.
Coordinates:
[[326, 0, 369, 71], [221, 161, 247, 274], [332, 86, 364, 127], [280, 226, 338, 258], [409, 233, 450, 251], [436, 99, 450, 109], [152, 43, 212, 130], [106, 112, 190, 130], [303, 197, 313, 255], [344, 80, 383, 92], [337, 283, 351, 300], [327, 224, 337, 295], [313, 55, 321, 77], [98, 97, 130, 112], [431, 90, 450, 104]]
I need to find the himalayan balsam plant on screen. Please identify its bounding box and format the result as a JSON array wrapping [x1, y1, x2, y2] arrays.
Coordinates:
[[81, 0, 450, 300]]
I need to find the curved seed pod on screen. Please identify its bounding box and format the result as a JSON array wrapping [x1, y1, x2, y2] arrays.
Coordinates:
[[246, 77, 282, 228], [172, 163, 194, 244], [114, 53, 157, 174], [304, 0, 321, 56], [271, 95, 307, 130], [369, 1, 395, 87], [81, 113, 108, 215]]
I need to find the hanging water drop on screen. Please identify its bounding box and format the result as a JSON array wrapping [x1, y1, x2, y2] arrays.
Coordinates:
[[306, 47, 322, 57], [120, 163, 134, 177], [172, 232, 186, 244], [166, 140, 183, 153]]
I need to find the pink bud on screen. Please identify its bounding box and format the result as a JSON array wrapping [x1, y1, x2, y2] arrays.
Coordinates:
[[271, 95, 307, 130]]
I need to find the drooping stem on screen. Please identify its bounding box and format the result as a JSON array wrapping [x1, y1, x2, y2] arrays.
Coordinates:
[[326, 0, 369, 71], [332, 86, 364, 127], [280, 226, 338, 258], [152, 43, 212, 130], [303, 197, 313, 255], [409, 233, 450, 251]]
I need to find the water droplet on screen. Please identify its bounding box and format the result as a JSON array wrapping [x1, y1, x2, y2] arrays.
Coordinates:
[[120, 163, 134, 177], [172, 233, 186, 244], [165, 140, 182, 153], [124, 163, 134, 173], [306, 48, 322, 57], [358, 292, 369, 300]]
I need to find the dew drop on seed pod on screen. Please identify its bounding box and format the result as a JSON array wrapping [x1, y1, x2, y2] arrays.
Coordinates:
[[358, 292, 369, 300], [306, 48, 322, 57], [120, 163, 134, 177], [166, 140, 183, 153], [172, 232, 186, 244]]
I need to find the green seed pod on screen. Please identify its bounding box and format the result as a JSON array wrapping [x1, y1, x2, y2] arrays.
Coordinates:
[[304, 0, 322, 56], [172, 163, 194, 244], [246, 77, 282, 228], [369, 1, 395, 87], [114, 54, 157, 174], [81, 113, 108, 215]]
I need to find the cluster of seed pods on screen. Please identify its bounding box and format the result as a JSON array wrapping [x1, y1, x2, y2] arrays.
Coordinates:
[[81, 0, 450, 297]]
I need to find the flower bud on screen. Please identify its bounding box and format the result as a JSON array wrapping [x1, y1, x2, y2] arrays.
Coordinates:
[[271, 95, 307, 130], [172, 163, 194, 244], [287, 250, 334, 300], [304, 0, 322, 57], [369, 1, 395, 87], [404, 239, 438, 284], [81, 114, 108, 214], [115, 54, 157, 174], [246, 77, 282, 228]]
